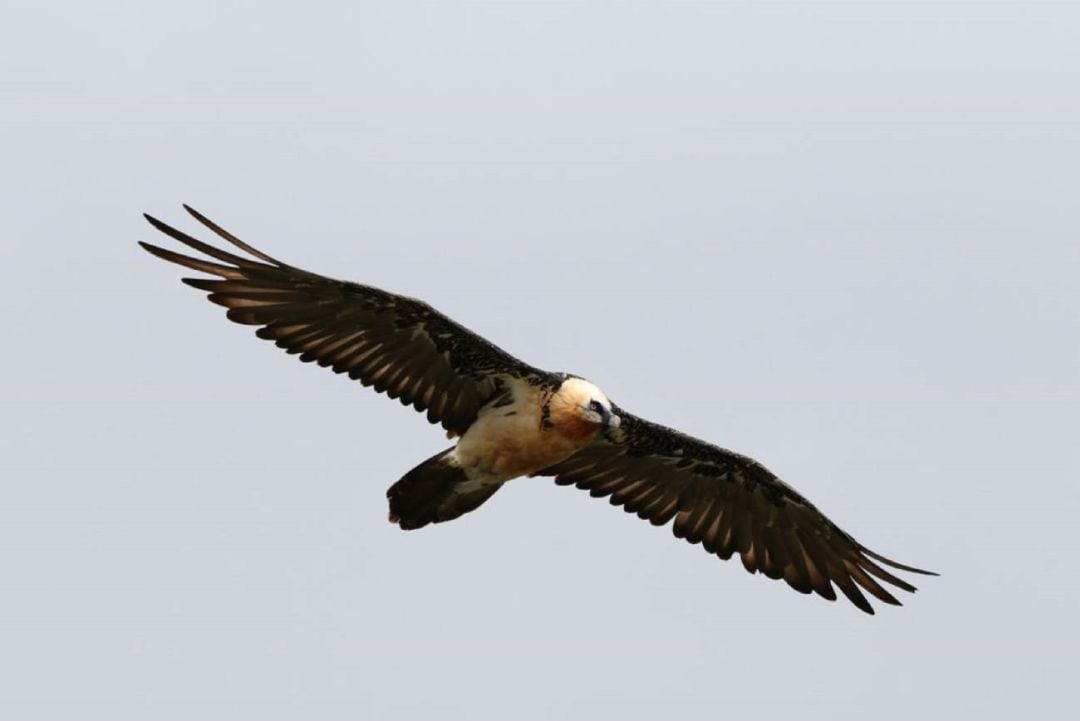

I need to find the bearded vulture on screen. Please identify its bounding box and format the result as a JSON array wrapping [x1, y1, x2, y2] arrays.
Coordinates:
[[140, 206, 936, 614]]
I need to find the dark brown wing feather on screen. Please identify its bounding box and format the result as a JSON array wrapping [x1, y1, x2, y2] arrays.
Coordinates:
[[540, 408, 936, 614], [140, 206, 550, 435]]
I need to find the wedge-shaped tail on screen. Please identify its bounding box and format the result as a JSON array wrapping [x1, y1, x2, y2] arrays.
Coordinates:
[[387, 449, 503, 530]]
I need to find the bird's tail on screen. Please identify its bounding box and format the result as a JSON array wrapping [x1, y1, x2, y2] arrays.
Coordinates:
[[387, 448, 502, 530]]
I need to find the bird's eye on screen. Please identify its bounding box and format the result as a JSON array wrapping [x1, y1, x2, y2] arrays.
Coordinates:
[[589, 400, 604, 413]]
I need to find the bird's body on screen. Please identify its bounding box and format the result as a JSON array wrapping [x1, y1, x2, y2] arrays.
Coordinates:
[[141, 206, 936, 614], [388, 376, 613, 527], [456, 376, 611, 481]]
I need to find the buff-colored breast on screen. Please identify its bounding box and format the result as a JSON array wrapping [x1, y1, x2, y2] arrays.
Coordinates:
[[452, 381, 601, 483]]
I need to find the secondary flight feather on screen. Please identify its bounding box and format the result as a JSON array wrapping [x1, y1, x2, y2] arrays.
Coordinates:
[[140, 206, 936, 614]]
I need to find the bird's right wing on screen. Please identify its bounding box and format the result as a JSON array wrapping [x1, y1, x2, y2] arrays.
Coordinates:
[[539, 407, 936, 614], [140, 206, 553, 436]]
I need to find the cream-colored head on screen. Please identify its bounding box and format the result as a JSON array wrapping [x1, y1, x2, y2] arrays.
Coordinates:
[[548, 377, 620, 442]]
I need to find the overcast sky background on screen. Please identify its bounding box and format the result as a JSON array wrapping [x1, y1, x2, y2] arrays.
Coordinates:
[[2, 1, 1078, 719]]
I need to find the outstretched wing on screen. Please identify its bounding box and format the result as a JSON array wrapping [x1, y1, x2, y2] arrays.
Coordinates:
[[539, 408, 936, 614], [140, 206, 551, 435]]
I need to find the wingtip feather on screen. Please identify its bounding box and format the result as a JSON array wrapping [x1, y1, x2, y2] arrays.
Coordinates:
[[143, 212, 166, 230], [860, 547, 939, 576], [181, 203, 283, 265]]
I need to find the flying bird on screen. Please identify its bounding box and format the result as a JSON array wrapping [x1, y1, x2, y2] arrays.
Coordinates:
[[140, 206, 936, 614]]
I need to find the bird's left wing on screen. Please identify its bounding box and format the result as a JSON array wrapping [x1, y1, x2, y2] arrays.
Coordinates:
[[140, 206, 551, 436], [538, 407, 936, 614]]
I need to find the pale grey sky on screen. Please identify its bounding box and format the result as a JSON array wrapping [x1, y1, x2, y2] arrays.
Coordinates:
[[2, 1, 1078, 719]]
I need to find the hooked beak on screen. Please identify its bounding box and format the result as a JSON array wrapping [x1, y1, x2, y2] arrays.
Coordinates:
[[601, 407, 621, 429]]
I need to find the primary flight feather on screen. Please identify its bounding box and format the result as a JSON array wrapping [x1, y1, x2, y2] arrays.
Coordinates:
[[140, 206, 936, 614]]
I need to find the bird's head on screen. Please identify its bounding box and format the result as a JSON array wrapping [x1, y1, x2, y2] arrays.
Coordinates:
[[549, 377, 621, 441], [579, 396, 620, 430]]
